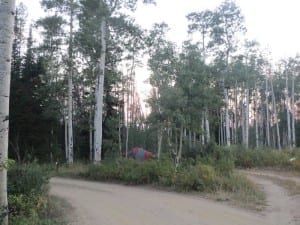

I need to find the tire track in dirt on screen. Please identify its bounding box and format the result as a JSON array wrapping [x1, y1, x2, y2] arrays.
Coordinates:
[[244, 171, 300, 225]]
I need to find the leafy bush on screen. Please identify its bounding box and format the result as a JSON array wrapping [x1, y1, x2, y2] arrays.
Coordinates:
[[85, 159, 175, 185], [8, 164, 49, 196], [175, 163, 218, 192], [80, 159, 239, 193], [233, 148, 293, 169], [195, 143, 235, 175], [292, 157, 300, 171], [7, 164, 61, 225]]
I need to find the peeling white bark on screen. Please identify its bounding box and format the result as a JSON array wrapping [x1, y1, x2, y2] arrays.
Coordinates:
[[94, 18, 106, 162], [245, 88, 249, 149], [265, 78, 270, 147], [285, 72, 291, 149], [271, 79, 281, 150], [224, 88, 231, 146], [205, 110, 210, 143], [254, 85, 259, 148], [291, 74, 296, 148], [157, 127, 163, 160], [67, 0, 74, 164], [0, 1, 15, 224]]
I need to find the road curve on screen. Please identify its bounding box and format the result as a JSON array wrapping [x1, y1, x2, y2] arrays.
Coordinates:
[[243, 170, 300, 225], [50, 177, 269, 225]]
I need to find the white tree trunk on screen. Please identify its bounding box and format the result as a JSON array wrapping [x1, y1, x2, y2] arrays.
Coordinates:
[[157, 127, 163, 160], [118, 104, 122, 157], [205, 110, 210, 143], [291, 74, 296, 148], [67, 0, 74, 163], [255, 106, 259, 148], [65, 114, 68, 160], [265, 78, 270, 147], [234, 81, 237, 144], [89, 106, 93, 161], [220, 112, 224, 145], [201, 116, 205, 145], [125, 82, 129, 157], [0, 1, 15, 224], [224, 88, 231, 146], [285, 72, 291, 149], [94, 18, 106, 162], [245, 88, 249, 148], [175, 125, 183, 168], [271, 79, 281, 150], [254, 85, 259, 148], [241, 98, 245, 145]]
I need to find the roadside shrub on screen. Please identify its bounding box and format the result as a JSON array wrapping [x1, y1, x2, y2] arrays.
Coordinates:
[[175, 163, 218, 192], [85, 159, 176, 185], [8, 164, 49, 196], [198, 144, 235, 175], [7, 164, 52, 225], [233, 148, 292, 169], [292, 157, 300, 171], [84, 159, 222, 192]]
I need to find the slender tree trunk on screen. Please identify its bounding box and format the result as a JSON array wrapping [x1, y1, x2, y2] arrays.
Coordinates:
[[220, 111, 224, 145], [94, 18, 106, 162], [125, 88, 129, 158], [255, 107, 259, 148], [89, 106, 93, 161], [234, 81, 237, 144], [188, 129, 192, 148], [176, 125, 183, 168], [254, 85, 259, 148], [118, 104, 122, 157], [175, 129, 178, 155], [224, 88, 231, 146], [265, 78, 270, 147], [285, 72, 291, 149], [245, 88, 249, 148], [205, 109, 210, 143], [272, 129, 276, 148], [67, 0, 74, 163], [125, 55, 135, 157], [65, 115, 68, 160], [241, 98, 245, 145], [201, 116, 205, 145], [271, 79, 281, 149], [291, 74, 296, 148], [0, 1, 15, 224], [157, 127, 163, 160]]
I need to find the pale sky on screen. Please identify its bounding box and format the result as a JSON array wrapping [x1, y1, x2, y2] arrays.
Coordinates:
[[17, 0, 300, 106]]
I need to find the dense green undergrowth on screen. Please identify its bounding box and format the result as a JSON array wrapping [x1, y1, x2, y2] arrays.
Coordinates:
[[7, 164, 64, 225], [58, 146, 300, 192], [58, 156, 263, 207], [232, 146, 300, 171]]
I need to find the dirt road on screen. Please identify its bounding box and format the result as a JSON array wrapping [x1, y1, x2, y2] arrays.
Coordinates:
[[50, 173, 300, 225], [243, 170, 300, 225]]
